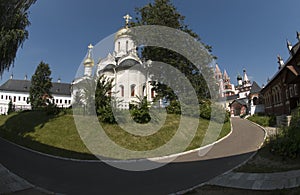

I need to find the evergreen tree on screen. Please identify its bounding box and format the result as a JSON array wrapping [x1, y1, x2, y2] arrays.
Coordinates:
[[7, 100, 14, 115], [132, 0, 217, 101], [0, 0, 37, 76], [95, 75, 116, 123], [29, 61, 53, 110]]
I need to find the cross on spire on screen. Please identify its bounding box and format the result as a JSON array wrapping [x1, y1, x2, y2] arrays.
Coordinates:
[[88, 44, 93, 56], [123, 14, 132, 28], [88, 44, 94, 50]]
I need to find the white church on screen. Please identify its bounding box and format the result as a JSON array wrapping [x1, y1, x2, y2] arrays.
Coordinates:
[[72, 14, 155, 109]]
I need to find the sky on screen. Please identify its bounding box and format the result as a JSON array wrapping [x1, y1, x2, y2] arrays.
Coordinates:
[[4, 0, 300, 87]]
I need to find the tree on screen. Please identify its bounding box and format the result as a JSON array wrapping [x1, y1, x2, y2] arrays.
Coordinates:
[[95, 75, 116, 123], [129, 96, 151, 124], [0, 0, 37, 76], [132, 0, 217, 101], [7, 100, 14, 115], [29, 61, 53, 110]]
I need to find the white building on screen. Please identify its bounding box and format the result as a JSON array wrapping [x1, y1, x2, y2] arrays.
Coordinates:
[[73, 14, 155, 109], [0, 77, 72, 114], [215, 64, 264, 116]]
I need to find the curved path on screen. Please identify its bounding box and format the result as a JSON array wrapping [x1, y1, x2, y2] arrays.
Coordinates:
[[0, 118, 265, 194]]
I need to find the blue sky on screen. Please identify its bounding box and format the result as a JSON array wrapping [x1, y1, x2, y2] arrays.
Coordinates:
[[4, 0, 300, 87]]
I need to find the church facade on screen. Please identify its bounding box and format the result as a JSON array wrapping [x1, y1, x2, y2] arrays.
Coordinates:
[[72, 15, 155, 109], [215, 64, 264, 116]]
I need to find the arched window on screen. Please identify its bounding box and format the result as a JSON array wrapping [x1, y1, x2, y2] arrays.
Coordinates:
[[142, 85, 146, 97], [131, 84, 136, 97], [151, 88, 155, 98], [126, 41, 129, 53], [120, 85, 124, 97], [253, 97, 258, 105], [118, 42, 121, 52]]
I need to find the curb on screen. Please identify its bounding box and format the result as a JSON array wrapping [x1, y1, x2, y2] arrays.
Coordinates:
[[0, 121, 233, 164], [174, 118, 267, 195]]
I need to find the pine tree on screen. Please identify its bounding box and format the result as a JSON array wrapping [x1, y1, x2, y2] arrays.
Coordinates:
[[7, 100, 14, 115], [95, 75, 116, 123], [29, 61, 53, 110], [0, 0, 37, 76]]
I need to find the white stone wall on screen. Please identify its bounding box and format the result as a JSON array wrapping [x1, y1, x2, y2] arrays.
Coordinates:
[[0, 91, 71, 115], [106, 68, 153, 109], [114, 36, 136, 58], [0, 91, 30, 114], [51, 94, 72, 108]]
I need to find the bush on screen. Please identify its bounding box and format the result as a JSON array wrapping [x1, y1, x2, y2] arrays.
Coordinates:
[[97, 105, 116, 124], [269, 115, 276, 126], [199, 100, 211, 120], [166, 100, 181, 115], [199, 100, 229, 123], [240, 113, 247, 118], [129, 97, 151, 124], [268, 107, 300, 159], [248, 115, 270, 127], [7, 100, 14, 115], [44, 103, 60, 115]]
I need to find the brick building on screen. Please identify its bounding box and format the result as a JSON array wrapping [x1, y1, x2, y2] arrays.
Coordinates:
[[261, 32, 300, 123]]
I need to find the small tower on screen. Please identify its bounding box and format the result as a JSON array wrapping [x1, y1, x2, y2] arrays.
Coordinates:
[[277, 54, 284, 69], [223, 69, 230, 83], [297, 31, 300, 42], [83, 44, 94, 77], [114, 14, 137, 58], [243, 69, 251, 85], [237, 73, 242, 86], [214, 64, 222, 80], [287, 39, 293, 53]]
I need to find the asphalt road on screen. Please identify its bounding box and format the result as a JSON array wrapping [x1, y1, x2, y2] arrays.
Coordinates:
[[0, 118, 265, 194]]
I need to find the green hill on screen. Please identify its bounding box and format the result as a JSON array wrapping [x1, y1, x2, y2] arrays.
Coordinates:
[[0, 110, 230, 160]]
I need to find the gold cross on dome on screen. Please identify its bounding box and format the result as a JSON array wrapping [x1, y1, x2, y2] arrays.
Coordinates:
[[88, 44, 94, 50], [123, 14, 132, 28]]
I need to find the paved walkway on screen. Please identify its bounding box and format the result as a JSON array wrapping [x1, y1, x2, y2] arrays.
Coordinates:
[[1, 118, 298, 194], [0, 163, 49, 194], [207, 169, 300, 190]]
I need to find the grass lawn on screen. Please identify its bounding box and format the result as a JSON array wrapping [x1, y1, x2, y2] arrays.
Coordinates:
[[247, 115, 276, 127], [0, 110, 231, 160]]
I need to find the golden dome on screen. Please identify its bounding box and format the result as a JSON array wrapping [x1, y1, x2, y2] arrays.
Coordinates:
[[83, 44, 95, 67], [84, 57, 94, 67], [115, 27, 131, 41]]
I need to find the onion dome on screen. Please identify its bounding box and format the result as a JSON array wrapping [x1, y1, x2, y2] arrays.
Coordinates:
[[237, 73, 242, 80], [83, 44, 94, 67]]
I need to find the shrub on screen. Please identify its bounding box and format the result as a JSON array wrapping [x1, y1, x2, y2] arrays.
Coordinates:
[[7, 100, 14, 115], [44, 103, 60, 115], [166, 100, 181, 115], [269, 115, 276, 126], [199, 100, 211, 120], [129, 97, 151, 124], [268, 107, 300, 159], [199, 100, 229, 123], [247, 114, 276, 127], [98, 105, 116, 124]]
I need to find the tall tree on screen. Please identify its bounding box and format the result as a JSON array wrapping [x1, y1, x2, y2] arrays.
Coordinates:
[[29, 61, 52, 109], [95, 75, 116, 123], [133, 0, 217, 101], [0, 0, 37, 76]]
